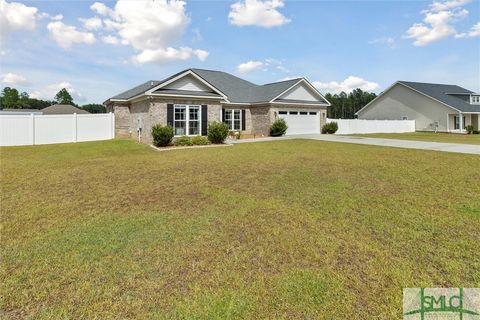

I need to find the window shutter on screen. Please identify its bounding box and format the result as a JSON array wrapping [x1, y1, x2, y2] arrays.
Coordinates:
[[201, 105, 208, 136], [241, 109, 246, 131], [222, 108, 226, 123], [167, 104, 174, 126]]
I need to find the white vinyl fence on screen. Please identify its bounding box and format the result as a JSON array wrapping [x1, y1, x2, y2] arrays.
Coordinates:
[[327, 119, 415, 135], [0, 113, 115, 146]]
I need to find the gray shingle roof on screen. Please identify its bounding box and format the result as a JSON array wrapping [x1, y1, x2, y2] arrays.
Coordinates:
[[399, 81, 479, 112], [41, 104, 89, 115], [111, 80, 161, 100], [107, 68, 319, 104]]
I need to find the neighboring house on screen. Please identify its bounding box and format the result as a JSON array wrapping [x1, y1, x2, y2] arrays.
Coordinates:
[[104, 68, 330, 142], [0, 109, 43, 115], [356, 81, 480, 132], [41, 104, 89, 115]]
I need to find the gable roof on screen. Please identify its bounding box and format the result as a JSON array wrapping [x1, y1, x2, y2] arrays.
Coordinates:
[[356, 81, 479, 115], [398, 81, 478, 113], [107, 68, 329, 105], [41, 104, 89, 115]]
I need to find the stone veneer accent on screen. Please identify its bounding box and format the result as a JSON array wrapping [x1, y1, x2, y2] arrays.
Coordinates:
[[250, 105, 272, 136]]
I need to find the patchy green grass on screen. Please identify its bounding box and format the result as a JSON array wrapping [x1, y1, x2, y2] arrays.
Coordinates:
[[1, 139, 479, 319], [352, 132, 480, 144]]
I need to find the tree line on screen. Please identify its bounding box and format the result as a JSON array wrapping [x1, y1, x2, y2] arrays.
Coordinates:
[[0, 86, 106, 113], [324, 88, 377, 119]]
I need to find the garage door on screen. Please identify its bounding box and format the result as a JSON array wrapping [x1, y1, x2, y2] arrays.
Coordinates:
[[278, 110, 320, 135]]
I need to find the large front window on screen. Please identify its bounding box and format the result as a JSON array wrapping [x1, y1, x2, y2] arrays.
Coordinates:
[[224, 109, 241, 130], [174, 105, 200, 136]]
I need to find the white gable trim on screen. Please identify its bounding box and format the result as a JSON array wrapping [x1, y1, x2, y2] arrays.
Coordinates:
[[270, 78, 331, 105], [355, 82, 461, 115], [145, 70, 228, 100], [150, 93, 224, 100]]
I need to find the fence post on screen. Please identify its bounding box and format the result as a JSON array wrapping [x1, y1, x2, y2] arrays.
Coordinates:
[[110, 112, 115, 139], [31, 113, 35, 145], [73, 113, 77, 142]]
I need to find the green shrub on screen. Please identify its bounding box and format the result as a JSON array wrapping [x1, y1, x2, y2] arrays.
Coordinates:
[[207, 122, 229, 144], [191, 135, 210, 145], [466, 125, 474, 134], [151, 124, 174, 147], [321, 122, 338, 134], [174, 136, 193, 146], [473, 130, 479, 135], [270, 118, 288, 137]]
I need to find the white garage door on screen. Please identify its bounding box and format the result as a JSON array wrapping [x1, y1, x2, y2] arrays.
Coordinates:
[[278, 110, 320, 135]]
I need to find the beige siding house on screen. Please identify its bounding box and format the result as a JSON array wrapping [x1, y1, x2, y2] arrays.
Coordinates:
[[104, 69, 330, 143], [356, 81, 480, 132]]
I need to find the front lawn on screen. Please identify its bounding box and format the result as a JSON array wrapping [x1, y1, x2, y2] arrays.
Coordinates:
[[1, 139, 479, 319], [352, 132, 480, 144]]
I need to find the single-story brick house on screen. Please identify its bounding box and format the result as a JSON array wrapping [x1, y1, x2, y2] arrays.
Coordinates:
[[104, 68, 330, 143], [356, 81, 480, 132]]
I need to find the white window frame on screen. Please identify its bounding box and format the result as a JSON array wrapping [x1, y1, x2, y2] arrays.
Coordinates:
[[224, 109, 242, 131], [174, 104, 201, 136]]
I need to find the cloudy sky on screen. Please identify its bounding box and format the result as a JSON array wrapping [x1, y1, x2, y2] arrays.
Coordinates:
[[0, 0, 479, 104]]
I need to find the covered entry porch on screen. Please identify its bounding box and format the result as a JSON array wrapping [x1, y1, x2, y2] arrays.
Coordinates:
[[447, 113, 480, 132]]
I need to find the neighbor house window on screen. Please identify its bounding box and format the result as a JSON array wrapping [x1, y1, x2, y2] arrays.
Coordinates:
[[224, 109, 242, 130], [454, 116, 466, 130], [174, 104, 200, 136]]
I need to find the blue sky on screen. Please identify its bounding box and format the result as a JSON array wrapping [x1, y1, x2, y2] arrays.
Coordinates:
[[1, 0, 479, 104]]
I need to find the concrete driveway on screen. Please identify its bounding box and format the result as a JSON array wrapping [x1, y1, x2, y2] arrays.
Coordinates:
[[230, 134, 480, 155]]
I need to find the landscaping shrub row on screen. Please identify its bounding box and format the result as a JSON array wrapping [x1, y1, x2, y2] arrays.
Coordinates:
[[152, 122, 229, 147], [152, 119, 340, 147]]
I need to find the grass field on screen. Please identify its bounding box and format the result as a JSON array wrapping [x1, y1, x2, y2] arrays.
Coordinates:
[[352, 132, 480, 145], [1, 139, 479, 319]]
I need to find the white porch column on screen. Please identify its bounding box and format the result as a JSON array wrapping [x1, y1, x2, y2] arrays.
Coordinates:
[[459, 112, 463, 132]]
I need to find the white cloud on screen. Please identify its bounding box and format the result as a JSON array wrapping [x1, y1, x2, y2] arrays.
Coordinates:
[[80, 16, 103, 30], [312, 76, 380, 94], [404, 0, 472, 46], [86, 0, 208, 64], [229, 0, 291, 28], [102, 35, 120, 45], [133, 47, 209, 64], [368, 37, 396, 48], [0, 0, 38, 42], [455, 21, 480, 38], [90, 2, 115, 17], [51, 14, 63, 21], [30, 82, 85, 102], [47, 21, 96, 49], [237, 60, 264, 73], [0, 72, 31, 86], [429, 0, 470, 12], [278, 76, 301, 81]]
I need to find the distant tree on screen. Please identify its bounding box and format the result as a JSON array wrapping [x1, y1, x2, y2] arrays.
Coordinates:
[[1, 87, 20, 109], [54, 88, 74, 105], [325, 88, 376, 119], [27, 98, 54, 109], [18, 92, 31, 108], [81, 104, 106, 113]]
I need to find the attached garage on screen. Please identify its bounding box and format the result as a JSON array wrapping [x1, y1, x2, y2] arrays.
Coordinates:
[[278, 110, 321, 135]]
